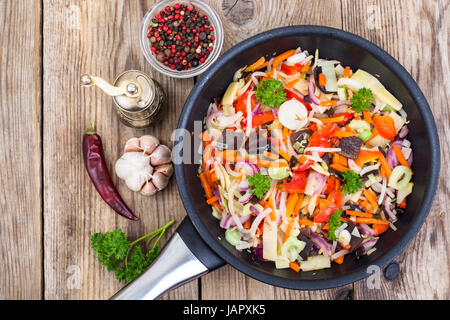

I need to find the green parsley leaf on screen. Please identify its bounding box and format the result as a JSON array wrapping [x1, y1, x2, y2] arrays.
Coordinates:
[[248, 173, 271, 199], [255, 79, 287, 108], [340, 170, 363, 195], [91, 220, 174, 282], [328, 209, 343, 241], [350, 88, 373, 113]]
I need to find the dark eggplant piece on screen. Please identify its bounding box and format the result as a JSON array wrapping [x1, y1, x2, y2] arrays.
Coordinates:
[[338, 136, 363, 160], [314, 66, 337, 94], [322, 152, 332, 166], [297, 233, 316, 261], [290, 129, 311, 154], [216, 129, 245, 151], [289, 156, 299, 168], [329, 167, 344, 182]]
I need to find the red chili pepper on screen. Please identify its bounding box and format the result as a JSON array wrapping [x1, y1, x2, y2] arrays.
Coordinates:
[[82, 123, 139, 221]]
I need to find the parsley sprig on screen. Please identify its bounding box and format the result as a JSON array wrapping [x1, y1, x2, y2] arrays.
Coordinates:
[[350, 88, 373, 113], [255, 79, 287, 108], [328, 209, 343, 241], [340, 170, 363, 195], [91, 220, 174, 282], [248, 173, 271, 199]]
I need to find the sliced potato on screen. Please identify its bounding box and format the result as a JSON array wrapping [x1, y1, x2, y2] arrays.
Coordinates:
[[351, 69, 402, 110], [278, 99, 308, 130]]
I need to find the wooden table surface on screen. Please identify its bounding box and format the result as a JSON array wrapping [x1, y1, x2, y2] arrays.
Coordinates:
[[0, 0, 448, 300]]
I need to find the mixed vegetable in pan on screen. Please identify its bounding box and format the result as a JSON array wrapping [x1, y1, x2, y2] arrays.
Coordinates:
[[199, 47, 413, 272]]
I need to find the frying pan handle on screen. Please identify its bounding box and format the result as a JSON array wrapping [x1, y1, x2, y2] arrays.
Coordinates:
[[110, 217, 225, 300]]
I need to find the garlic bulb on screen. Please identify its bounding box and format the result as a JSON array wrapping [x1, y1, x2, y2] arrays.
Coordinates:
[[115, 135, 173, 196]]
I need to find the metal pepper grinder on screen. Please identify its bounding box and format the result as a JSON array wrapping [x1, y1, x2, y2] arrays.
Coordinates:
[[80, 70, 166, 129]]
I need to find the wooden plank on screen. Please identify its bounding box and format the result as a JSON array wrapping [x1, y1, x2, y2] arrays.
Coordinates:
[[0, 0, 42, 300], [200, 0, 347, 300], [342, 0, 450, 299], [43, 0, 197, 299]]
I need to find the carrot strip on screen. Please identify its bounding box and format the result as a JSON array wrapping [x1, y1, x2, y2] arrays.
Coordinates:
[[373, 223, 389, 235], [377, 151, 392, 178], [268, 197, 276, 221], [300, 61, 311, 72], [245, 57, 266, 72], [320, 100, 337, 107], [346, 210, 373, 218], [330, 163, 350, 172], [284, 214, 296, 242], [272, 49, 296, 71], [293, 194, 304, 216], [206, 195, 217, 205], [263, 151, 279, 160], [318, 73, 327, 86], [334, 255, 345, 264], [399, 198, 406, 208], [286, 193, 299, 218], [323, 223, 329, 230], [298, 219, 314, 226], [393, 144, 412, 172], [289, 261, 300, 272], [363, 111, 373, 124], [243, 218, 252, 229], [363, 188, 379, 210], [334, 130, 356, 138], [199, 172, 213, 199], [355, 218, 390, 225], [343, 66, 351, 78], [320, 116, 344, 123], [285, 77, 300, 88]]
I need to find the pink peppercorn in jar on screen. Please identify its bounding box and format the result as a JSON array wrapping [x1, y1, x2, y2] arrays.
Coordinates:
[[140, 0, 223, 78]]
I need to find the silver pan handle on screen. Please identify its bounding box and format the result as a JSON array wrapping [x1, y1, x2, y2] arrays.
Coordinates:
[[111, 218, 224, 300]]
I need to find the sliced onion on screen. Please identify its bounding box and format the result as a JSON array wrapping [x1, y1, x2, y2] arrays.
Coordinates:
[[248, 208, 271, 237], [308, 80, 321, 105], [360, 238, 379, 253], [386, 141, 404, 168], [220, 214, 232, 229], [305, 170, 327, 196], [348, 159, 362, 174], [251, 103, 262, 117], [235, 161, 260, 175], [212, 187, 224, 207], [331, 249, 349, 260], [377, 175, 388, 205], [383, 196, 397, 222], [310, 232, 332, 256], [250, 205, 262, 216], [398, 125, 409, 138], [360, 163, 380, 176], [239, 191, 253, 204], [239, 179, 250, 191], [358, 223, 377, 237]]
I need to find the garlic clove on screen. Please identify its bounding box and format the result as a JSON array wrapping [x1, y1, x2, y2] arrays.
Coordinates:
[[152, 172, 170, 190], [125, 171, 147, 192], [150, 145, 172, 166], [124, 137, 141, 153], [155, 163, 173, 177], [140, 135, 160, 154], [140, 180, 158, 196]]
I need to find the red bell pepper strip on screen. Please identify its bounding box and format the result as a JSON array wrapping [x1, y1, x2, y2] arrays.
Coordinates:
[[285, 89, 312, 110], [314, 201, 338, 223], [372, 116, 397, 140], [252, 111, 275, 128], [281, 64, 298, 75], [278, 171, 309, 193], [234, 89, 256, 116], [83, 123, 139, 221]]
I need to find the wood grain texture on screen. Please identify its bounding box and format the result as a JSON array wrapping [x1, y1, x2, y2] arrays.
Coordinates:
[[200, 0, 349, 300], [42, 0, 196, 299], [0, 0, 447, 300], [342, 0, 450, 299], [0, 0, 42, 300]]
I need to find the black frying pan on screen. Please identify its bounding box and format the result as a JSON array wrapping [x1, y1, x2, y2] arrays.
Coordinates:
[[112, 26, 440, 299]]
